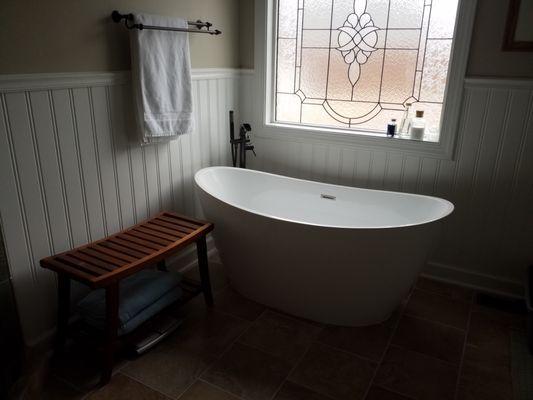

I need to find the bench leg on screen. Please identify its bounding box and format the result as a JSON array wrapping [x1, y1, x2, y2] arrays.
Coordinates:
[[56, 274, 70, 352], [196, 236, 213, 307], [100, 283, 119, 386]]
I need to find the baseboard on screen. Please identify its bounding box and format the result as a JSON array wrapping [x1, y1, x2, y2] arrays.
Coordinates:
[[423, 261, 525, 299]]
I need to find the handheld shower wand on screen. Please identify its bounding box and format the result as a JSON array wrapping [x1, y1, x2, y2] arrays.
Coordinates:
[[229, 111, 255, 168], [229, 111, 237, 167]]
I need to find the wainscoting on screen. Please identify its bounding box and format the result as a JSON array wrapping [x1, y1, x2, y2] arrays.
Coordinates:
[[0, 69, 241, 344], [2, 70, 532, 344], [245, 76, 533, 297]]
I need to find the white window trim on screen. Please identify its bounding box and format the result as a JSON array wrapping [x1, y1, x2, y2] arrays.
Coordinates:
[[250, 0, 478, 159]]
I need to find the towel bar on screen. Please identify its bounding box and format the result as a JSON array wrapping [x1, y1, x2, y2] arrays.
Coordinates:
[[111, 10, 222, 35]]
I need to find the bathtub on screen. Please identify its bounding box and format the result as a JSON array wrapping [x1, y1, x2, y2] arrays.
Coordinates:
[[194, 166, 453, 326]]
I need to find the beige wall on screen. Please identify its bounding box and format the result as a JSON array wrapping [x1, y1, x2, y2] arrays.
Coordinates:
[[2, 1, 532, 77], [468, 0, 533, 77], [236, 0, 533, 78], [0, 0, 242, 73], [239, 0, 255, 70]]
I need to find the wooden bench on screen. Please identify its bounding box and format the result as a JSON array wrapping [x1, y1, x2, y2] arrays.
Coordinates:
[[40, 211, 214, 385]]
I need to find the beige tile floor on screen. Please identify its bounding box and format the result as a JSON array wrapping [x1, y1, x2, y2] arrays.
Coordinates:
[[36, 261, 525, 400]]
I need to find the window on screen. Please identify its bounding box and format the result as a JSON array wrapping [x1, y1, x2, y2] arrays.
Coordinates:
[[273, 0, 461, 143]]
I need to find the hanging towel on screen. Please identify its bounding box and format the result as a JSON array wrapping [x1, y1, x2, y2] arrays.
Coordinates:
[[130, 13, 193, 144]]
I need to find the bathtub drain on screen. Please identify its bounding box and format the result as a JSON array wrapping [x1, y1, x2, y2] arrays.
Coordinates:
[[320, 194, 336, 200]]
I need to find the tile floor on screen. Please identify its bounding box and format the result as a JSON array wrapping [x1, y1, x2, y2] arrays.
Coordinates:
[[36, 261, 525, 400]]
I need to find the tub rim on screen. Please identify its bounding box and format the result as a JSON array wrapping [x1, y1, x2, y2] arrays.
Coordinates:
[[194, 166, 454, 230]]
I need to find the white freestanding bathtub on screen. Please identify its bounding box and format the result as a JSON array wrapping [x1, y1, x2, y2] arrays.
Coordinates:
[[194, 166, 453, 326]]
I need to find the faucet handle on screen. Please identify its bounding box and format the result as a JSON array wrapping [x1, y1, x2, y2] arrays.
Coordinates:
[[246, 144, 256, 157]]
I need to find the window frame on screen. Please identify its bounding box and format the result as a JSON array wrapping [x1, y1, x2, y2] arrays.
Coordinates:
[[251, 0, 478, 159]]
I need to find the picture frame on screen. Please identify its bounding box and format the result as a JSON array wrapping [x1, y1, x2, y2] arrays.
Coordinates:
[[503, 0, 533, 51]]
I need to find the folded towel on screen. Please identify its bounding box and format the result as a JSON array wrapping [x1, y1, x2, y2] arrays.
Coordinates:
[[130, 13, 193, 144]]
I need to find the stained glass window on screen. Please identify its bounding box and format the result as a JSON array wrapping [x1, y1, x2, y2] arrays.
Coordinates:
[[274, 0, 459, 142]]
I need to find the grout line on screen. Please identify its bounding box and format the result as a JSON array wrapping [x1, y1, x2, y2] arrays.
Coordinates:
[[386, 342, 460, 369], [50, 372, 87, 397], [361, 286, 414, 399], [196, 378, 248, 400], [280, 379, 338, 400], [453, 290, 475, 400], [118, 371, 174, 400], [310, 340, 378, 365], [172, 308, 269, 400], [270, 336, 321, 400], [401, 309, 467, 332], [400, 313, 466, 335], [371, 384, 419, 400], [413, 285, 473, 303]]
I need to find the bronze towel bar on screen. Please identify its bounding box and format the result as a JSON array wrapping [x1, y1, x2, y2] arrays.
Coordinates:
[[111, 10, 222, 35]]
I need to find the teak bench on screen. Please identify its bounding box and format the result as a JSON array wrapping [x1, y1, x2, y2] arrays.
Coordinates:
[[40, 211, 214, 385]]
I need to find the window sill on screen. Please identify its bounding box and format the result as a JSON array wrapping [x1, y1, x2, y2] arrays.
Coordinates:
[[257, 122, 451, 159]]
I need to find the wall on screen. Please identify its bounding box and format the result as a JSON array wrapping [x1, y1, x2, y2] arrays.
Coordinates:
[[237, 0, 533, 77], [239, 0, 255, 70], [0, 71, 241, 344], [468, 0, 533, 77], [243, 75, 533, 295], [0, 0, 241, 73]]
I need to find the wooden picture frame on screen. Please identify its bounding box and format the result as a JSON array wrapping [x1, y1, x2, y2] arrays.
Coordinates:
[[503, 0, 533, 51]]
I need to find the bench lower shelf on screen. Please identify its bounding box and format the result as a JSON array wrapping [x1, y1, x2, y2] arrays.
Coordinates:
[[68, 277, 206, 357]]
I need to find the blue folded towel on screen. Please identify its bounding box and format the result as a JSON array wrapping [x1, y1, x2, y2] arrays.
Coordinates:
[[77, 269, 182, 336]]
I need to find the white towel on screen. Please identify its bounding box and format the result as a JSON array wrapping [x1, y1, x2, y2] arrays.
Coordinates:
[[130, 13, 193, 144]]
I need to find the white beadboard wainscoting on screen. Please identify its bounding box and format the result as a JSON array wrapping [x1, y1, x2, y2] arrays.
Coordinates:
[[0, 69, 242, 344], [2, 69, 533, 345], [245, 76, 533, 297]]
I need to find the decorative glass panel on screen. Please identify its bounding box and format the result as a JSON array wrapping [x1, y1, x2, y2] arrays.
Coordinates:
[[274, 0, 459, 141]]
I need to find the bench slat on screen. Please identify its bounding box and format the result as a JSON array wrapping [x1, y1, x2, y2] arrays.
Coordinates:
[[144, 222, 187, 238], [108, 237, 153, 255], [91, 244, 139, 263], [152, 218, 194, 234], [67, 252, 118, 271], [128, 229, 172, 247], [98, 241, 147, 259], [58, 255, 110, 276], [116, 233, 162, 250], [161, 212, 205, 228], [78, 248, 126, 267], [134, 226, 182, 242]]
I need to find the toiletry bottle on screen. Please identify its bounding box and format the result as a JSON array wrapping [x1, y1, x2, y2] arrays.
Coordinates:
[[387, 118, 397, 137], [409, 110, 425, 140], [399, 102, 412, 135]]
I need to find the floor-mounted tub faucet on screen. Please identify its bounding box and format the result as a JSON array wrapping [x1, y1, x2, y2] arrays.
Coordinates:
[[229, 110, 256, 168]]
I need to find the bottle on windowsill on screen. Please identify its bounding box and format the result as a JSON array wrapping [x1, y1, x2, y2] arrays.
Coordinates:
[[409, 110, 425, 140], [399, 102, 412, 136], [387, 118, 397, 137]]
